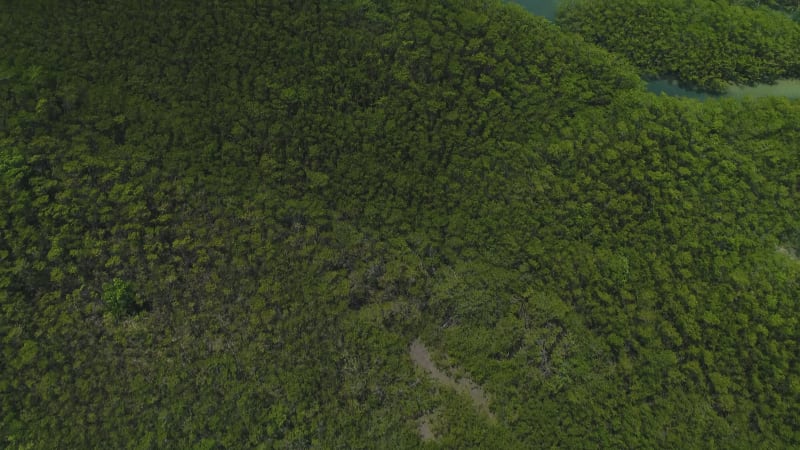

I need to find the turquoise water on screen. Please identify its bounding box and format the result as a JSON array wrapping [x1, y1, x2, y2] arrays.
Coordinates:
[[646, 78, 800, 100], [509, 0, 800, 100], [645, 79, 717, 100], [725, 79, 800, 99], [510, 0, 559, 20]]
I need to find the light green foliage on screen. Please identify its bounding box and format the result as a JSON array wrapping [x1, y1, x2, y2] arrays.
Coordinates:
[[102, 278, 134, 319]]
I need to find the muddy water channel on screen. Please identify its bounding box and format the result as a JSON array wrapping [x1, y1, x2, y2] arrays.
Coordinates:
[[410, 339, 494, 419]]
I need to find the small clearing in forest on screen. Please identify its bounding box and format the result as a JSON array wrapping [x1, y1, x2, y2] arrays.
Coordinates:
[[777, 245, 799, 261]]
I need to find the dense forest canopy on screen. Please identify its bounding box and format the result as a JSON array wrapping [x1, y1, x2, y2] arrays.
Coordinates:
[[2, 0, 800, 448], [557, 0, 800, 92], [734, 0, 800, 14]]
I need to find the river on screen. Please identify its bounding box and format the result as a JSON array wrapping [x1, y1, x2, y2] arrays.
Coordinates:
[[509, 0, 800, 100], [511, 0, 559, 21]]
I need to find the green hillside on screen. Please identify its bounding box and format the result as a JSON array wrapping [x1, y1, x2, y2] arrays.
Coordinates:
[[2, 0, 800, 448]]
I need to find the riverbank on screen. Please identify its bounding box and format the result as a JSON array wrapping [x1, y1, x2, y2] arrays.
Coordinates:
[[510, 1, 800, 101]]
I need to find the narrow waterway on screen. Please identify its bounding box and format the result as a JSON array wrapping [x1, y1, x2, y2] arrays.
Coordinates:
[[510, 0, 800, 100], [510, 0, 559, 20], [410, 339, 494, 420]]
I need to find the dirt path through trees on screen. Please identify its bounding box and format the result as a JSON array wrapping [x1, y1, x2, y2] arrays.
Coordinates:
[[410, 338, 495, 419]]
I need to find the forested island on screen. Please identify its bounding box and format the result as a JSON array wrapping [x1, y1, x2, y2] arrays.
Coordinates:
[[558, 0, 800, 92], [2, 0, 800, 448]]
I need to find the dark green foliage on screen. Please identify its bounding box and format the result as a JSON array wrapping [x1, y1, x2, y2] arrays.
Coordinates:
[[558, 0, 800, 92], [1, 0, 800, 448], [734, 0, 800, 13]]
